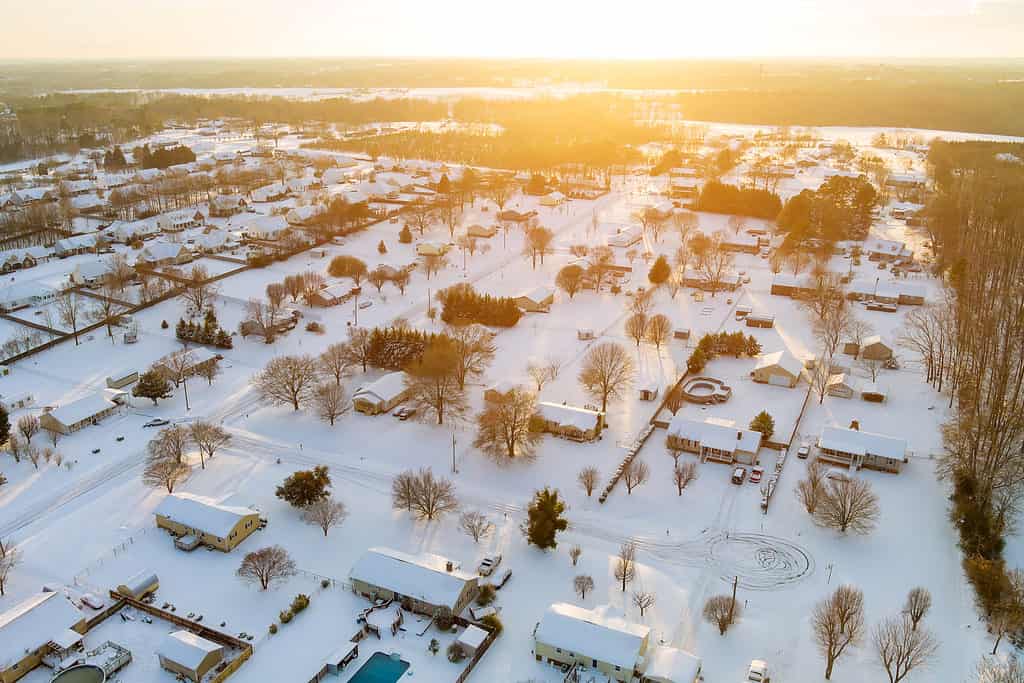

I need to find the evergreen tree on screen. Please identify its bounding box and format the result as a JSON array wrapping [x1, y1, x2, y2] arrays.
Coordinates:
[[276, 465, 332, 508], [750, 410, 775, 441], [648, 254, 671, 285], [133, 369, 173, 405], [523, 487, 569, 550], [437, 174, 451, 194], [398, 225, 413, 243], [378, 240, 387, 254], [0, 404, 9, 444]]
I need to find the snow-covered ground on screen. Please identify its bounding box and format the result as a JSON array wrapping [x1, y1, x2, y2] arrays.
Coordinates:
[[0, 136, 998, 683]]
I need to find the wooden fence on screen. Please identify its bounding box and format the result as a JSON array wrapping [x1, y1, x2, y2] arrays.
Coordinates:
[[452, 615, 499, 683]]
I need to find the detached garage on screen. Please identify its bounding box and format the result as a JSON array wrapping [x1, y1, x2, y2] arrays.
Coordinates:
[[157, 630, 223, 682], [751, 350, 803, 388]]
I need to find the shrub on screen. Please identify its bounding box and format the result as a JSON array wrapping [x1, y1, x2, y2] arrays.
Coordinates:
[[428, 638, 440, 655], [268, 623, 278, 634], [696, 180, 781, 219], [433, 606, 454, 631], [290, 594, 310, 613], [446, 642, 466, 663], [398, 225, 413, 243], [321, 579, 330, 589], [437, 284, 521, 327], [686, 349, 708, 374], [279, 609, 294, 624], [161, 320, 169, 329], [475, 584, 496, 606], [306, 321, 325, 334], [480, 612, 503, 635]]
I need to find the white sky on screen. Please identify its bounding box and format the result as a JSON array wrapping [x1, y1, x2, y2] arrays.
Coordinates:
[[1, 0, 1022, 59]]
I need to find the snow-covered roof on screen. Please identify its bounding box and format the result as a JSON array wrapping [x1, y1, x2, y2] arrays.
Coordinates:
[[0, 280, 56, 305], [644, 645, 701, 682], [46, 393, 115, 427], [140, 242, 187, 262], [158, 630, 222, 671], [353, 371, 407, 405], [246, 214, 289, 235], [861, 335, 891, 350], [667, 416, 762, 454], [74, 260, 109, 279], [755, 350, 803, 378], [535, 603, 648, 671], [516, 286, 554, 305], [0, 591, 84, 670], [154, 493, 257, 538], [819, 425, 907, 461], [349, 547, 476, 609], [456, 624, 489, 650], [537, 402, 602, 431]]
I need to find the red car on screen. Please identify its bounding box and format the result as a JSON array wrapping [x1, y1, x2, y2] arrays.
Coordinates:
[[749, 467, 764, 484]]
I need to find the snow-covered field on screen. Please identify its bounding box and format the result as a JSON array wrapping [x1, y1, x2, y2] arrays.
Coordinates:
[[0, 134, 1000, 683]]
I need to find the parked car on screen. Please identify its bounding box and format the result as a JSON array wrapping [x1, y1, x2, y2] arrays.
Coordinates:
[[478, 554, 502, 576], [392, 406, 415, 421], [826, 468, 851, 482], [358, 300, 373, 309], [731, 467, 747, 485], [144, 418, 170, 428], [80, 593, 105, 610], [749, 467, 764, 484], [796, 445, 810, 459], [91, 448, 101, 454], [747, 659, 770, 682]]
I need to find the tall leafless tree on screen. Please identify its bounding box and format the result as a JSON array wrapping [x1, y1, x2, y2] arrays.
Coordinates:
[[459, 511, 494, 543], [254, 355, 321, 410], [579, 342, 634, 412], [815, 478, 880, 535], [237, 545, 296, 590], [622, 459, 650, 494], [578, 466, 600, 496], [614, 541, 637, 592], [873, 616, 939, 683], [302, 498, 348, 537], [813, 584, 866, 680]]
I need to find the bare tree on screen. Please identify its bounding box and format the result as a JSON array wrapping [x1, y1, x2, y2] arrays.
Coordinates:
[[266, 282, 287, 326], [873, 616, 938, 683], [421, 252, 448, 280], [313, 382, 349, 426], [977, 656, 1024, 683], [574, 574, 595, 600], [847, 317, 874, 357], [302, 497, 348, 537], [527, 357, 560, 392], [903, 587, 932, 630], [990, 569, 1024, 654], [698, 235, 735, 297], [254, 355, 321, 410], [614, 541, 637, 592], [632, 590, 656, 617], [703, 594, 742, 635], [196, 359, 221, 386], [459, 511, 494, 543], [622, 459, 650, 494], [392, 269, 411, 296], [449, 325, 496, 390], [161, 349, 196, 411], [189, 421, 231, 469], [673, 462, 698, 495], [391, 468, 459, 521], [474, 388, 541, 461], [237, 545, 296, 590], [625, 312, 648, 348], [578, 466, 600, 496], [569, 545, 582, 566], [858, 356, 884, 382], [796, 460, 828, 514], [367, 267, 389, 294], [343, 327, 373, 372], [181, 265, 220, 315], [405, 339, 468, 426], [0, 538, 21, 596], [813, 584, 866, 680], [142, 449, 189, 493], [815, 478, 880, 534], [630, 289, 655, 317], [54, 290, 84, 345], [579, 342, 635, 412], [88, 282, 123, 343], [556, 264, 585, 300], [645, 314, 672, 352], [16, 414, 39, 443], [150, 424, 190, 464], [664, 386, 686, 416]]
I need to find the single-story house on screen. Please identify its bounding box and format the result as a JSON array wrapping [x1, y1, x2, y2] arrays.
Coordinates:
[[817, 425, 907, 472], [286, 205, 325, 227], [157, 630, 223, 683], [39, 393, 119, 435], [109, 219, 160, 244], [243, 214, 290, 241], [666, 415, 762, 465], [353, 372, 411, 415], [308, 283, 350, 307], [745, 313, 775, 329], [515, 286, 555, 313], [0, 591, 87, 683], [0, 247, 48, 273], [769, 273, 814, 298], [250, 183, 289, 203], [349, 547, 479, 615], [865, 238, 913, 262], [608, 227, 642, 248], [534, 603, 649, 683], [680, 268, 740, 292], [53, 234, 98, 257], [539, 191, 566, 207], [826, 373, 858, 399], [643, 645, 703, 683], [0, 282, 57, 312], [535, 402, 603, 442], [155, 492, 260, 552], [195, 230, 236, 254], [861, 382, 888, 403], [61, 179, 96, 196], [751, 350, 803, 388], [153, 348, 220, 383], [466, 224, 497, 238], [139, 242, 192, 267], [860, 335, 893, 361], [157, 209, 205, 233], [209, 194, 247, 217], [668, 177, 701, 199], [416, 241, 449, 257], [70, 260, 110, 287], [720, 233, 759, 254]]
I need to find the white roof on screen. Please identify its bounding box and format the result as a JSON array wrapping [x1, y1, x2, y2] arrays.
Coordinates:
[[456, 624, 489, 650], [158, 630, 222, 671], [535, 603, 648, 671], [0, 591, 83, 669], [349, 547, 476, 609], [154, 492, 257, 538], [0, 280, 56, 305], [537, 402, 602, 431], [247, 214, 289, 235], [644, 645, 702, 682], [819, 425, 907, 461], [141, 242, 187, 261], [667, 416, 762, 454], [353, 371, 407, 405], [75, 260, 109, 279], [861, 335, 891, 350], [755, 350, 803, 378], [47, 393, 115, 427], [516, 286, 554, 304]]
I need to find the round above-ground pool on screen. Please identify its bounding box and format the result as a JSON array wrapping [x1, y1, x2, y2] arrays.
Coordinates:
[[681, 376, 732, 404], [50, 665, 105, 683]]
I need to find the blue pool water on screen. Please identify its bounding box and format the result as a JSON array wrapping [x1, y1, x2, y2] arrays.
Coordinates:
[[346, 652, 410, 683]]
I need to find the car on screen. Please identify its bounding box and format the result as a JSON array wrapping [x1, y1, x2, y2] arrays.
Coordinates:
[[478, 554, 502, 576], [731, 467, 747, 485], [143, 418, 170, 428], [116, 435, 125, 442], [358, 300, 373, 309], [797, 445, 810, 459], [747, 659, 770, 682], [398, 407, 416, 421], [826, 467, 851, 482], [749, 467, 764, 484], [91, 448, 101, 454], [80, 593, 106, 610]]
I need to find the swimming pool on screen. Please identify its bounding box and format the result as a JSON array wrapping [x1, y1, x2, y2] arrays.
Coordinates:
[[346, 652, 410, 683]]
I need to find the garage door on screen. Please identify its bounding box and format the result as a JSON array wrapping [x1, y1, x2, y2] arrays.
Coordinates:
[[769, 373, 791, 387]]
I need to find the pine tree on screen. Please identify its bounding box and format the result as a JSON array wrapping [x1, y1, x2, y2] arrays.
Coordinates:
[[133, 369, 173, 406], [523, 487, 568, 550], [648, 254, 671, 285], [378, 240, 387, 254], [399, 225, 413, 243], [750, 410, 775, 441], [276, 465, 332, 508]]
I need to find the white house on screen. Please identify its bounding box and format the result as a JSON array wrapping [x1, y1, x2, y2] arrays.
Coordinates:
[[243, 214, 290, 241], [0, 282, 57, 311], [39, 393, 119, 435], [70, 260, 110, 287], [536, 402, 603, 442], [533, 603, 648, 683], [666, 415, 762, 464], [157, 209, 205, 233], [644, 645, 703, 683], [817, 425, 907, 473]]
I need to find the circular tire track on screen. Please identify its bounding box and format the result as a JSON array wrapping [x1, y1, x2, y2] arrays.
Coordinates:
[[706, 531, 814, 590]]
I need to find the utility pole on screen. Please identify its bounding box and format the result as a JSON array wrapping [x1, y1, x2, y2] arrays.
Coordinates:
[[729, 575, 738, 622], [451, 431, 457, 474]]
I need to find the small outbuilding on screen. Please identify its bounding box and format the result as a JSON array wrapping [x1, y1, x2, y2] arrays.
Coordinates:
[[455, 625, 489, 658], [157, 630, 223, 683], [860, 335, 893, 361], [353, 372, 411, 415], [515, 286, 555, 313], [116, 571, 160, 600], [751, 350, 803, 388]]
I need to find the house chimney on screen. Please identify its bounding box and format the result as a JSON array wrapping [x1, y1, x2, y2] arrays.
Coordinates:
[[445, 561, 453, 572], [737, 431, 742, 440]]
